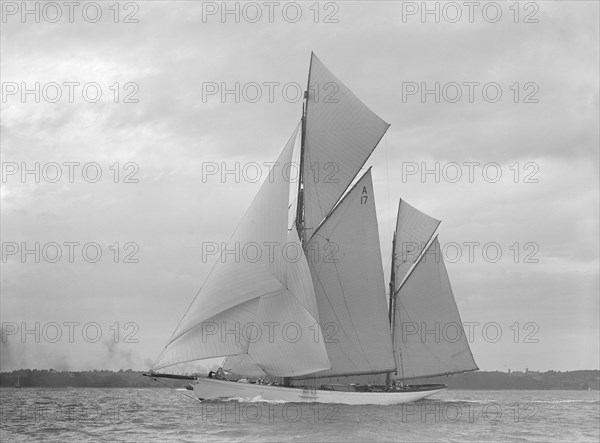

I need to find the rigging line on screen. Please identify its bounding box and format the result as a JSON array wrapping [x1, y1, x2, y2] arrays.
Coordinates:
[[308, 166, 364, 241], [289, 121, 303, 229], [394, 231, 441, 299], [310, 187, 380, 371], [301, 143, 325, 236], [160, 248, 221, 352], [282, 229, 314, 314], [384, 131, 393, 286], [326, 198, 377, 368], [330, 256, 374, 371], [330, 170, 392, 370], [149, 376, 202, 404], [394, 301, 414, 378], [397, 297, 456, 373], [307, 119, 393, 245], [165, 191, 268, 349], [399, 368, 478, 381], [310, 262, 361, 374], [309, 168, 373, 242], [169, 289, 284, 345], [166, 120, 302, 347], [155, 352, 246, 373], [229, 354, 269, 377]]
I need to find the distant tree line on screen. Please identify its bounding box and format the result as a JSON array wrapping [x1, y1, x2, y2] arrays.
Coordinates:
[[1, 369, 598, 390], [424, 370, 599, 390], [0, 369, 176, 388]]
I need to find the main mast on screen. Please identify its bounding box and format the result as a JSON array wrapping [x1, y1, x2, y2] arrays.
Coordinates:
[[287, 58, 310, 387], [295, 92, 307, 243], [292, 53, 400, 382], [295, 53, 313, 246]]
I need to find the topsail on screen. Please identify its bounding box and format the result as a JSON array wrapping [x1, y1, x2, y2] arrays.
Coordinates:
[[393, 200, 441, 287], [302, 53, 390, 237]]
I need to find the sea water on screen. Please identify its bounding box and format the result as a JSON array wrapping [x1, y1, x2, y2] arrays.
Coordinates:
[[1, 388, 598, 442]]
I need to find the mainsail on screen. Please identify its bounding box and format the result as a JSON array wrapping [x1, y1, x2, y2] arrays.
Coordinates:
[[302, 53, 390, 238], [306, 169, 397, 377]]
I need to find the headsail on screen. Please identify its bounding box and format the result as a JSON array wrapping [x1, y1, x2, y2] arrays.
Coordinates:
[[153, 124, 330, 376], [392, 236, 478, 379], [306, 169, 397, 377], [222, 354, 266, 377], [302, 53, 390, 238]]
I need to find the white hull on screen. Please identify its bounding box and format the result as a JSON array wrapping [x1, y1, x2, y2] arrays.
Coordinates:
[[193, 378, 445, 405]]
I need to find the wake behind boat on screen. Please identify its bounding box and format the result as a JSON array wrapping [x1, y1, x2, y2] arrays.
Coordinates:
[[146, 53, 478, 405]]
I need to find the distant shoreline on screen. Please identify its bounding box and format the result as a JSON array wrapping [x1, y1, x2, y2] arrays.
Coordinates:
[[2, 369, 598, 390]]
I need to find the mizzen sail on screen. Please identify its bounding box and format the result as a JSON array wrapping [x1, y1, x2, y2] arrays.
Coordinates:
[[392, 237, 478, 379]]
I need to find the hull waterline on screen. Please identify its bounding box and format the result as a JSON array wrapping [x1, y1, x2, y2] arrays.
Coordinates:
[[193, 378, 445, 405]]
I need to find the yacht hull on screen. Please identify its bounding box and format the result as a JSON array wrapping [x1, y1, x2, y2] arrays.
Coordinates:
[[193, 378, 445, 405]]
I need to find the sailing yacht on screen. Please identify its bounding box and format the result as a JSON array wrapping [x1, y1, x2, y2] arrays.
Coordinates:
[[146, 53, 478, 405]]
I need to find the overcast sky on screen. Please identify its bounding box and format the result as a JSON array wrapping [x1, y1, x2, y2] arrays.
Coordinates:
[[1, 1, 598, 373]]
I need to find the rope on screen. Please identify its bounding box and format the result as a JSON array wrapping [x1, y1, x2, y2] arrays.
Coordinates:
[[150, 376, 202, 405]]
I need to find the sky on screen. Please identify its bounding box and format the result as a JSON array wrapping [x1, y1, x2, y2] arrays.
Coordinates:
[[1, 1, 598, 374]]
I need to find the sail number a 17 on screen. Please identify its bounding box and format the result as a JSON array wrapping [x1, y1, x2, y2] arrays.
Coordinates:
[[360, 186, 368, 205]]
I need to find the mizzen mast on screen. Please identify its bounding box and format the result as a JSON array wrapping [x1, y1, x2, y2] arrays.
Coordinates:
[[387, 231, 404, 385]]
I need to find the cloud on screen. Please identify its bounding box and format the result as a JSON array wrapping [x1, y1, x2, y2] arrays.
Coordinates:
[[1, 1, 598, 372]]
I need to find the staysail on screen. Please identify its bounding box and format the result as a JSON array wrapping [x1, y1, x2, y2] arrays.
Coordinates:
[[306, 169, 397, 377], [302, 53, 390, 238], [152, 124, 330, 376], [392, 236, 478, 379]]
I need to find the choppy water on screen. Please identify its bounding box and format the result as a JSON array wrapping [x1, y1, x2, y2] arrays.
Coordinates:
[[1, 388, 598, 442]]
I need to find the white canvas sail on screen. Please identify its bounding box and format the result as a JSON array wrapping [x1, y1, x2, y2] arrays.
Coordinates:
[[222, 225, 328, 377], [153, 297, 260, 370], [247, 290, 331, 377], [394, 200, 441, 288], [306, 169, 397, 376], [153, 124, 330, 376], [302, 53, 390, 237], [285, 226, 320, 322], [222, 354, 266, 377], [393, 237, 478, 379]]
